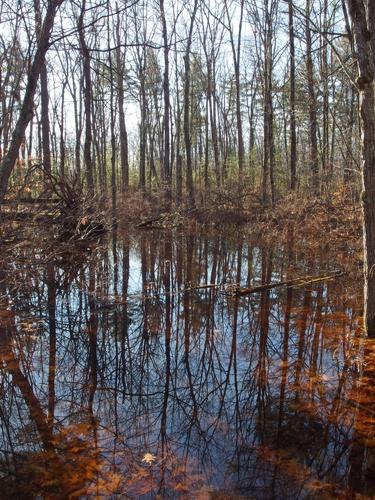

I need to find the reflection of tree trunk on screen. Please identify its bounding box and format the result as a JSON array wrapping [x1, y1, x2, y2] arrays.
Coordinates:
[[46, 262, 56, 429], [294, 289, 312, 394], [141, 236, 149, 338], [277, 234, 294, 437], [121, 234, 131, 393], [310, 285, 323, 383], [278, 287, 292, 438], [0, 285, 53, 452], [232, 244, 242, 433], [184, 236, 198, 419], [113, 226, 118, 296], [255, 249, 273, 445], [258, 250, 272, 396], [206, 238, 218, 352], [160, 235, 172, 461], [0, 327, 53, 450], [348, 342, 375, 493], [87, 263, 97, 413]]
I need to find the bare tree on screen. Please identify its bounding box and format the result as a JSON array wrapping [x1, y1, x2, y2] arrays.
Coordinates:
[[184, 0, 199, 207], [159, 0, 171, 204], [78, 0, 94, 192], [288, 0, 297, 190], [0, 0, 64, 204]]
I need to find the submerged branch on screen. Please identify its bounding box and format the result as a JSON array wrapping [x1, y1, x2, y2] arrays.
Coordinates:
[[227, 271, 346, 296]]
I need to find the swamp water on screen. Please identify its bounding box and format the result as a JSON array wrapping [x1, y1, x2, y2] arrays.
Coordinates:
[[0, 228, 374, 499]]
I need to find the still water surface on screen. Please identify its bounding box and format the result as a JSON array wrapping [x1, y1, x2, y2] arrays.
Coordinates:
[[0, 229, 374, 498]]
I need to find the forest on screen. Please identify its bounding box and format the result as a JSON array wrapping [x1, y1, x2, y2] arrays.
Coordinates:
[[0, 0, 375, 498]]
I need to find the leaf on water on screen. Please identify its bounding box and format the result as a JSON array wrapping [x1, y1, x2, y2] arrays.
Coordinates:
[[142, 452, 156, 465], [174, 482, 188, 492], [0, 309, 15, 319]]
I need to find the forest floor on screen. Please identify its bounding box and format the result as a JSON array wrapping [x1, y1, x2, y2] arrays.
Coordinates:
[[121, 186, 362, 272], [0, 186, 362, 279]]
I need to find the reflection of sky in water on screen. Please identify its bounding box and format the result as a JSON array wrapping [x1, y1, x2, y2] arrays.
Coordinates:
[[0, 231, 372, 498]]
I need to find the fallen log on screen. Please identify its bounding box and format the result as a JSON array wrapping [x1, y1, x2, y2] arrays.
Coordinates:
[[2, 198, 60, 204], [227, 271, 345, 296], [137, 215, 164, 228], [0, 212, 60, 222], [137, 207, 199, 228]]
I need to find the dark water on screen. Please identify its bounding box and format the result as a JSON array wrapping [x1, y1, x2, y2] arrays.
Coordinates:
[[0, 229, 374, 499]]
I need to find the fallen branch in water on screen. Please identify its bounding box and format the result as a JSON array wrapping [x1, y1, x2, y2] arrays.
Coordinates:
[[137, 207, 199, 228], [137, 214, 164, 228], [226, 271, 345, 296]]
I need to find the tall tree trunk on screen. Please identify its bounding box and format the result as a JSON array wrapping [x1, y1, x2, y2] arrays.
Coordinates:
[[305, 0, 319, 193], [347, 0, 375, 336], [160, 0, 171, 206], [225, 0, 244, 184], [174, 41, 183, 202], [321, 0, 330, 185], [34, 0, 52, 177], [115, 9, 129, 192], [78, 0, 94, 192], [59, 81, 66, 177], [139, 62, 146, 191], [289, 0, 297, 190], [262, 1, 275, 206], [108, 7, 117, 211], [183, 0, 199, 208], [72, 74, 82, 179], [207, 61, 220, 188]]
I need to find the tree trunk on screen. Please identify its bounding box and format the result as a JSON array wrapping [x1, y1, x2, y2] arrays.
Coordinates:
[[347, 0, 375, 336], [115, 11, 129, 192], [160, 0, 171, 206], [78, 0, 94, 192], [288, 0, 297, 190], [34, 0, 52, 177], [305, 0, 319, 193], [139, 61, 147, 192], [183, 0, 199, 208]]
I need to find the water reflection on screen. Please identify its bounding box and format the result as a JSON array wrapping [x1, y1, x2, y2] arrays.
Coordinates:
[[0, 229, 374, 498]]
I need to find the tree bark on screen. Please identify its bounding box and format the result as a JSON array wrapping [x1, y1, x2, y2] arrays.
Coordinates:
[[34, 0, 52, 177], [78, 0, 94, 192], [159, 0, 171, 206], [288, 0, 297, 190], [183, 0, 199, 208], [115, 10, 129, 192], [347, 0, 375, 336], [305, 0, 319, 193]]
